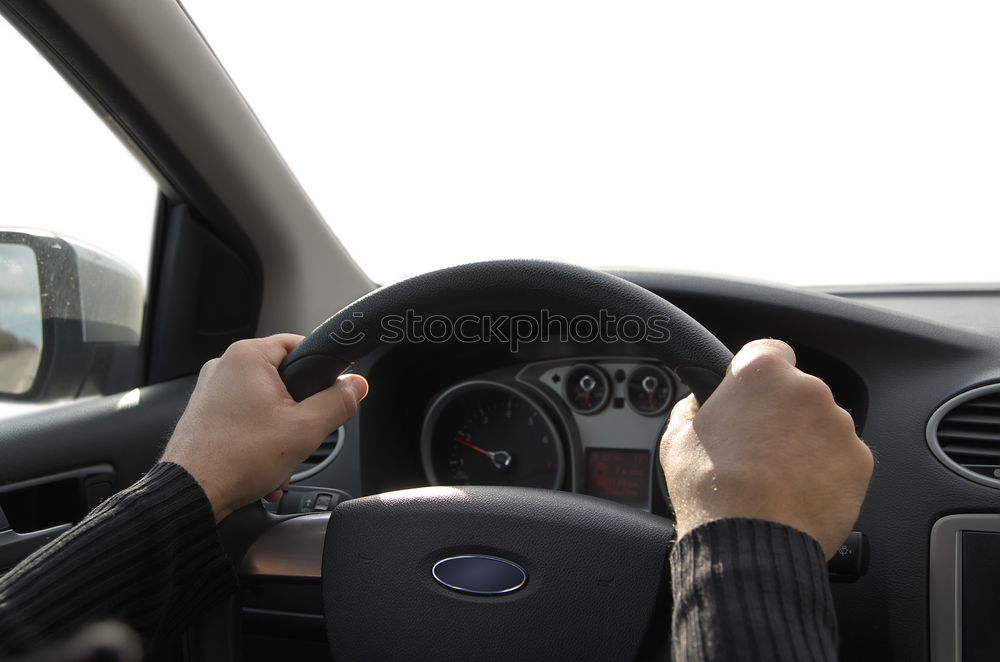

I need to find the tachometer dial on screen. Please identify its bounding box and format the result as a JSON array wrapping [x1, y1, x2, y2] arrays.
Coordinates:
[[422, 382, 564, 489], [564, 364, 610, 414], [626, 365, 673, 415]]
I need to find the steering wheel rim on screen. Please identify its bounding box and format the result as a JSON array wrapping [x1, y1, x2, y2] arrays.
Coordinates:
[[279, 259, 732, 404], [207, 260, 733, 662]]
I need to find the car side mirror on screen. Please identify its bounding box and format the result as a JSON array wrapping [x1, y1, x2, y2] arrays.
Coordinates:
[[0, 229, 143, 402]]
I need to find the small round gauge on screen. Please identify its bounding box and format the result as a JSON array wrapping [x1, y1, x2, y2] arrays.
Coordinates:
[[564, 364, 610, 414], [421, 382, 564, 489], [627, 365, 674, 415]]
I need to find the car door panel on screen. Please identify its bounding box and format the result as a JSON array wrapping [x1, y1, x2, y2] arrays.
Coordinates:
[[0, 377, 194, 569]]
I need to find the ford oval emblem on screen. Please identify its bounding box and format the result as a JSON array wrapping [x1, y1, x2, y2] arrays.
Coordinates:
[[431, 555, 527, 595]]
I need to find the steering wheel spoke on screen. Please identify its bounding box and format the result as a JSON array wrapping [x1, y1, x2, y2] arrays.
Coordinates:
[[240, 512, 329, 581]]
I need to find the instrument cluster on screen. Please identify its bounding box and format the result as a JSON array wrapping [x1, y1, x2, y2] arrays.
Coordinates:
[[420, 358, 686, 511]]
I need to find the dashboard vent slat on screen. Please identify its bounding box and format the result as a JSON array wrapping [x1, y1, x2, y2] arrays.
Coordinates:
[[928, 384, 1000, 488], [937, 428, 1000, 444], [964, 401, 1000, 410], [938, 412, 1000, 427], [939, 444, 1000, 459], [291, 426, 345, 483]]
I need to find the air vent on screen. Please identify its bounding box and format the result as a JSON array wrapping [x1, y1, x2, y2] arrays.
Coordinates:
[[927, 384, 1000, 488], [291, 426, 345, 483]]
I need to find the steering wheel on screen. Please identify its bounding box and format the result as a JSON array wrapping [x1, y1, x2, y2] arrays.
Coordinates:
[[203, 260, 733, 662]]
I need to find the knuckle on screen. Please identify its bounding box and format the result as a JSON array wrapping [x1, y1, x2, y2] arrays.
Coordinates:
[[856, 440, 875, 474], [831, 405, 859, 433], [198, 358, 220, 376], [739, 350, 791, 378], [222, 339, 267, 364], [226, 339, 255, 355], [796, 373, 835, 403], [732, 340, 796, 381], [741, 338, 793, 355]]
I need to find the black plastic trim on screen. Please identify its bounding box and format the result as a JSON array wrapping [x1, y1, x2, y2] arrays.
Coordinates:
[[146, 203, 261, 383]]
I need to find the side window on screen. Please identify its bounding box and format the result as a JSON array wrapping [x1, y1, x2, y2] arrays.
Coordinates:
[[0, 19, 157, 420]]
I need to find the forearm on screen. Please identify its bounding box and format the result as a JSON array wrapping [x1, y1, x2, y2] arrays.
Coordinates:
[[670, 518, 838, 662], [0, 462, 237, 658]]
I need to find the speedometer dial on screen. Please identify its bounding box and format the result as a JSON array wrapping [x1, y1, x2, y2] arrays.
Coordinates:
[[421, 382, 564, 489]]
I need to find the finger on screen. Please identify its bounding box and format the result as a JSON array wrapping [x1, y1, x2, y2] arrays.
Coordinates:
[[263, 474, 292, 503], [254, 334, 307, 367], [664, 394, 698, 432], [296, 374, 369, 433], [265, 333, 308, 354], [731, 338, 796, 376], [222, 334, 307, 368], [660, 395, 699, 467]]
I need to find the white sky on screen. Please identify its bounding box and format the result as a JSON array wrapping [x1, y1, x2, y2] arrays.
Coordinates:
[[0, 18, 156, 281], [2, 2, 1000, 289], [182, 0, 1000, 286]]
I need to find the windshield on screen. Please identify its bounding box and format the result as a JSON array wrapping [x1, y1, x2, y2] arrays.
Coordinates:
[[183, 1, 1000, 287]]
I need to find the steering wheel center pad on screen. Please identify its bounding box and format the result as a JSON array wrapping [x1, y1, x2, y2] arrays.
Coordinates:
[[323, 485, 673, 661]]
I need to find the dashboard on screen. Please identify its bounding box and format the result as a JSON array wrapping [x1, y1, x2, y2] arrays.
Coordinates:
[[283, 270, 1000, 661]]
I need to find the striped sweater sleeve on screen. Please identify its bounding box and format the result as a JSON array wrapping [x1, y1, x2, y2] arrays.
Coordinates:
[[670, 518, 838, 662], [0, 462, 238, 659]]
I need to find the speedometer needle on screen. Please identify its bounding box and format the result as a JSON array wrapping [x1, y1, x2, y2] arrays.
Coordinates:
[[453, 437, 513, 470], [453, 436, 491, 457]]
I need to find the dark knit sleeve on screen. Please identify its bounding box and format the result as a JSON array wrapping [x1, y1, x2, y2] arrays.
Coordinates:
[[0, 462, 238, 659], [670, 518, 838, 662]]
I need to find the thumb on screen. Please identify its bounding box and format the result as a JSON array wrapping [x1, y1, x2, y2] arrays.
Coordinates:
[[295, 374, 369, 435], [665, 393, 699, 432], [660, 394, 699, 464]]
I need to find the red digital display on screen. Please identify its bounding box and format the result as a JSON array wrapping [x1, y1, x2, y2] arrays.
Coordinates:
[[586, 449, 650, 508]]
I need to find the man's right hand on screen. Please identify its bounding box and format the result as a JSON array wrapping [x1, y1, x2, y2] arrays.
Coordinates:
[[161, 334, 368, 522], [660, 338, 873, 559]]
